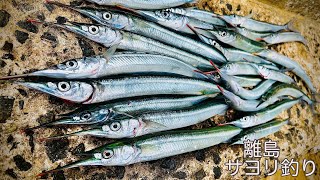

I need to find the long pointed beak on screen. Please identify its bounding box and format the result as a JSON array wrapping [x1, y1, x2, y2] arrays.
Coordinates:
[[37, 157, 102, 177], [54, 22, 88, 37], [18, 82, 55, 95]]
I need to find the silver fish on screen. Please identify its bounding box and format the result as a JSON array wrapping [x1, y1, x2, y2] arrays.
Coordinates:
[[235, 27, 272, 41], [248, 63, 295, 84], [134, 9, 215, 35], [220, 14, 296, 32], [225, 99, 298, 128], [210, 61, 276, 100], [257, 32, 308, 46], [164, 7, 227, 26], [208, 27, 266, 53], [49, 101, 229, 139], [48, 4, 226, 63], [254, 49, 316, 93], [258, 83, 313, 108], [220, 62, 279, 76], [83, 0, 195, 9], [217, 85, 269, 112], [37, 125, 241, 176], [38, 96, 209, 126], [19, 76, 220, 104], [231, 119, 288, 144], [208, 74, 263, 88], [0, 52, 207, 80], [49, 21, 215, 69]]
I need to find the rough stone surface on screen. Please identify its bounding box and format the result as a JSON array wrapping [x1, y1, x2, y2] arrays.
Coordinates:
[[0, 0, 320, 179]]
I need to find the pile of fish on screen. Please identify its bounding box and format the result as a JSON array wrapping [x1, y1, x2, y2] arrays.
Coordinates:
[[1, 0, 317, 176]]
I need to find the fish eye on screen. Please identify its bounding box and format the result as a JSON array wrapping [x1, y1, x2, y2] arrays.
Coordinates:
[[66, 60, 78, 68], [80, 112, 91, 120], [58, 82, 71, 92], [89, 26, 99, 35], [161, 11, 170, 18], [102, 149, 114, 159], [102, 12, 112, 20], [220, 31, 227, 37], [216, 74, 221, 78], [110, 122, 121, 131]]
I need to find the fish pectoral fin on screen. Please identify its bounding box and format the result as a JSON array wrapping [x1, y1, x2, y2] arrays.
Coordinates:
[[143, 120, 168, 131], [103, 43, 120, 61]]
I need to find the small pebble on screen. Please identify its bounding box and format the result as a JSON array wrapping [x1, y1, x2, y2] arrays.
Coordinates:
[[13, 155, 32, 171], [15, 30, 29, 44], [2, 41, 13, 52], [0, 10, 10, 27], [194, 168, 206, 180], [16, 21, 38, 33], [160, 158, 176, 170], [0, 96, 15, 123], [1, 53, 14, 60], [56, 16, 67, 24], [5, 169, 17, 179], [213, 167, 222, 179]]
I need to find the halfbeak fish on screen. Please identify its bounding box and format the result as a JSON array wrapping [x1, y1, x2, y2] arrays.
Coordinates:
[[256, 32, 308, 46], [37, 125, 241, 177], [83, 0, 196, 10], [254, 49, 316, 94], [231, 119, 289, 144], [211, 61, 276, 100], [219, 13, 297, 32], [19, 76, 220, 104], [45, 101, 229, 139], [34, 20, 216, 69], [46, 1, 227, 63], [207, 27, 267, 53], [217, 85, 269, 112], [224, 99, 299, 128], [0, 52, 208, 80], [164, 7, 227, 26], [133, 9, 215, 35], [30, 95, 209, 127]]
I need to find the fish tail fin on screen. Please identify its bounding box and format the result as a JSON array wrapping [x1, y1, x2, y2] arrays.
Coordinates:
[[285, 19, 298, 33]]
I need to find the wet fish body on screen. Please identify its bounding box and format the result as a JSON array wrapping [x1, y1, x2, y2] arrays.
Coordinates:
[[258, 32, 308, 46], [53, 22, 215, 69], [232, 119, 288, 144], [1, 53, 207, 80], [20, 76, 220, 104], [57, 6, 226, 63], [165, 7, 227, 26], [229, 99, 299, 128], [255, 49, 316, 93], [84, 0, 195, 9], [221, 14, 295, 32], [57, 102, 229, 138], [50, 96, 209, 126], [40, 125, 241, 172]]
